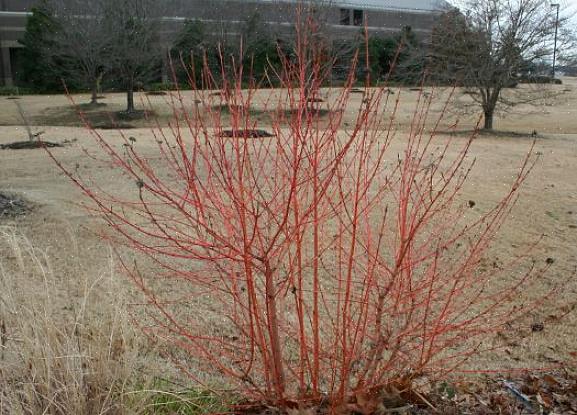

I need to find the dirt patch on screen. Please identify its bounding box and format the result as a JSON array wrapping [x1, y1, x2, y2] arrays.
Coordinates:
[[0, 140, 63, 150], [146, 91, 168, 96], [0, 192, 30, 218]]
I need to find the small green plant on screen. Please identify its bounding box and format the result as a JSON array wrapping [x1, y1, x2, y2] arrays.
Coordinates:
[[437, 381, 457, 400], [545, 211, 559, 220], [141, 380, 229, 415]]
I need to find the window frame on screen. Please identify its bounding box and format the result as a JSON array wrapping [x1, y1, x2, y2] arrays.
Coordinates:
[[339, 8, 351, 26], [353, 9, 364, 26]]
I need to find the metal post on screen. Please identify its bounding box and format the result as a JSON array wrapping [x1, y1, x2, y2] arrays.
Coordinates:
[[551, 3, 560, 79]]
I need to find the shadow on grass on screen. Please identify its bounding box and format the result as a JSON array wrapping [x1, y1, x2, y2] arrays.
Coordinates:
[[76, 102, 108, 110], [439, 129, 542, 139], [30, 105, 156, 130], [22, 101, 336, 130], [212, 104, 335, 121]]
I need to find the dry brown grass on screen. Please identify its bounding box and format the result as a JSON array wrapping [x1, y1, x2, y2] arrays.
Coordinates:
[[0, 226, 149, 414]]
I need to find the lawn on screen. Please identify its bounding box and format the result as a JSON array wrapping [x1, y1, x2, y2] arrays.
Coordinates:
[[1, 79, 576, 413]]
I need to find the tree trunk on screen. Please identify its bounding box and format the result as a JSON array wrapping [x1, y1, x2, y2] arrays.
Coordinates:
[[483, 110, 494, 130], [483, 88, 500, 131], [126, 88, 135, 113], [90, 81, 98, 105]]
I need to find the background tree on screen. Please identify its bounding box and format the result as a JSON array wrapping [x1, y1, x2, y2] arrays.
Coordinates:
[[240, 12, 281, 86], [365, 36, 398, 81], [430, 0, 576, 130], [17, 3, 69, 92], [104, 0, 161, 113], [44, 0, 110, 105], [170, 19, 207, 87], [362, 26, 424, 84]]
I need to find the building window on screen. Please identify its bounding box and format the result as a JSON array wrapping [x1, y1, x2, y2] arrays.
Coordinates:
[[353, 9, 364, 26], [340, 9, 350, 25]]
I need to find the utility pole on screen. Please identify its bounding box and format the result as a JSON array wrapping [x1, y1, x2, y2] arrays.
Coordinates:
[[551, 3, 560, 78]]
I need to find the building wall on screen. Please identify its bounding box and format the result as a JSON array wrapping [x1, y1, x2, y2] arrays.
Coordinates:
[[0, 46, 6, 85], [0, 0, 36, 12], [158, 1, 440, 37], [0, 0, 445, 86], [1, 9, 29, 86]]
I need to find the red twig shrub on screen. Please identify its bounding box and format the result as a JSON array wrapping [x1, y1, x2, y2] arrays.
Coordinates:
[[50, 13, 547, 413]]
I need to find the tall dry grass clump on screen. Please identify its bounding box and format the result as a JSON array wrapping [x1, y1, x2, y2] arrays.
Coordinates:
[[48, 11, 552, 414], [0, 226, 145, 414]]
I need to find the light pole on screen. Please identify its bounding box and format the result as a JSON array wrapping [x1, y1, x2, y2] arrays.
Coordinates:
[[551, 3, 560, 78]]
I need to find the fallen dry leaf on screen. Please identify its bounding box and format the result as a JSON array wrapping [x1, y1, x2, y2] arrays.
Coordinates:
[[543, 374, 561, 387], [537, 392, 553, 408]]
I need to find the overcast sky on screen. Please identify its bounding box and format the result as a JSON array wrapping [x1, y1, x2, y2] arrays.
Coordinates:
[[538, 0, 576, 24], [559, 0, 577, 25], [447, 0, 577, 25]]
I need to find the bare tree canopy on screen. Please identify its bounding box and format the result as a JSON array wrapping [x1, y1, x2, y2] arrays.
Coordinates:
[[102, 0, 162, 113], [430, 0, 576, 130], [43, 0, 110, 105], [43, 0, 162, 112]]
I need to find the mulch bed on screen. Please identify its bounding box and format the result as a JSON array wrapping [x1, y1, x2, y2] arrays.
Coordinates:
[[0, 140, 63, 150], [111, 110, 152, 122], [220, 129, 275, 138], [0, 192, 30, 218], [94, 123, 136, 130]]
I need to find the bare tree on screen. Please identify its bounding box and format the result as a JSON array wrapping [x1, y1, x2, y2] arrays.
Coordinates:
[[44, 0, 110, 105], [430, 0, 576, 130], [103, 0, 161, 113]]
